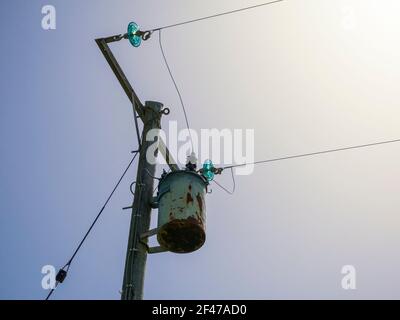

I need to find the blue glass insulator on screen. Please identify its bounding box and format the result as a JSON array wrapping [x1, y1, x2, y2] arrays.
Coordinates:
[[202, 160, 215, 182], [127, 22, 141, 47]]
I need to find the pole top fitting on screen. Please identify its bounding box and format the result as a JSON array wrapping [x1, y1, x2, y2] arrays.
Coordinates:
[[145, 101, 163, 113]]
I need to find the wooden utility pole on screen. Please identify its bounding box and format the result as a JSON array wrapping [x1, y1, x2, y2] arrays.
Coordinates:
[[121, 101, 161, 300], [95, 35, 178, 300]]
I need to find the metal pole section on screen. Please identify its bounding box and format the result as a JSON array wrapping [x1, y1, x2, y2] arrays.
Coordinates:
[[95, 37, 179, 172], [121, 101, 162, 300]]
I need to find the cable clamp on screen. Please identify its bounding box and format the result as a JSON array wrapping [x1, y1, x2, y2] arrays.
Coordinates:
[[199, 167, 224, 175], [160, 107, 170, 116], [136, 30, 153, 41], [56, 269, 68, 283]]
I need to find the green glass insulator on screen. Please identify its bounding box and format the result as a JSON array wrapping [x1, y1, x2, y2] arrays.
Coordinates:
[[127, 22, 141, 47], [202, 160, 215, 181]]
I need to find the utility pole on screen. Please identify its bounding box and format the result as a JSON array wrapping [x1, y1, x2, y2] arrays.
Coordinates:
[[96, 34, 179, 300], [121, 101, 162, 300]]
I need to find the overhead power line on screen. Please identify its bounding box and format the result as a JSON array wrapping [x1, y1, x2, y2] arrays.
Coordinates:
[[151, 0, 285, 31], [158, 29, 194, 152], [213, 168, 236, 195], [45, 151, 139, 300], [222, 138, 400, 170], [152, 0, 286, 155]]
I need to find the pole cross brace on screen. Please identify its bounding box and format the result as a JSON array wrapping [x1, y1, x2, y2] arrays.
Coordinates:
[[140, 228, 158, 240], [148, 246, 168, 254], [140, 228, 168, 254], [95, 36, 179, 172]]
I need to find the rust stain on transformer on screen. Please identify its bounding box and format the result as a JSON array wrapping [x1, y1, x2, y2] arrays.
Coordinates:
[[186, 192, 194, 205], [195, 211, 203, 225], [196, 193, 203, 214], [157, 217, 205, 253]]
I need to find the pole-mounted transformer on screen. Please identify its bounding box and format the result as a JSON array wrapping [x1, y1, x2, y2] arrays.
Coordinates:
[[154, 169, 209, 254], [96, 22, 225, 300], [145, 157, 222, 254]]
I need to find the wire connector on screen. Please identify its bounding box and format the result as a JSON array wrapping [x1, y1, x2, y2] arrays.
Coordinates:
[[55, 269, 68, 283]]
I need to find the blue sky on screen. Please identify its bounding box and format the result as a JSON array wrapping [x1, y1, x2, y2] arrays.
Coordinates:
[[1, 0, 400, 299]]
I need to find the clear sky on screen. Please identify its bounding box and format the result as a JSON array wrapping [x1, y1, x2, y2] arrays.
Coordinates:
[[1, 0, 400, 299]]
